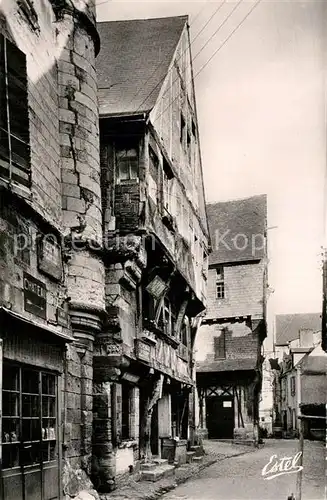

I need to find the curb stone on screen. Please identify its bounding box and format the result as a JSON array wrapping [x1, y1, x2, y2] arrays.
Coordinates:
[[100, 448, 256, 500]]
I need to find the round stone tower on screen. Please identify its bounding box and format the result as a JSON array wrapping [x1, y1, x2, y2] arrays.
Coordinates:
[[53, 0, 105, 483]]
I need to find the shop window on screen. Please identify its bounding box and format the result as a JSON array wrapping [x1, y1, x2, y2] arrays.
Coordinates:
[[0, 35, 31, 188], [121, 384, 131, 440], [2, 362, 57, 470], [214, 329, 226, 359], [115, 140, 138, 182], [216, 266, 225, 299]]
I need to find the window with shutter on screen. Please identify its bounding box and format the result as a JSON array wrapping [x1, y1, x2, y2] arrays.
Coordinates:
[[0, 35, 30, 187], [214, 330, 226, 359]]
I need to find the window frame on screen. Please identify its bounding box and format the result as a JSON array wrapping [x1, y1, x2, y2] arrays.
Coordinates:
[[290, 376, 296, 397], [2, 362, 58, 471], [215, 266, 225, 299], [115, 140, 139, 184], [0, 34, 31, 189]]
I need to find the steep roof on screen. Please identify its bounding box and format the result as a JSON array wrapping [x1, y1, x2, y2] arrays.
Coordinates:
[[275, 313, 321, 346], [207, 194, 267, 265], [96, 16, 187, 116]]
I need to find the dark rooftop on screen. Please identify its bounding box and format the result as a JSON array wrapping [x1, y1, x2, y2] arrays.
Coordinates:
[[207, 194, 267, 265], [96, 16, 188, 116]]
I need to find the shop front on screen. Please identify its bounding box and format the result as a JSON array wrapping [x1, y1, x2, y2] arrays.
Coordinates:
[[0, 309, 71, 500]]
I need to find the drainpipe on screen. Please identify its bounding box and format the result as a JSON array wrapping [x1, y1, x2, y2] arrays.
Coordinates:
[[296, 366, 301, 432]]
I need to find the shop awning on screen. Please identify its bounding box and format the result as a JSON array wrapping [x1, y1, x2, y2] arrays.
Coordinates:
[[0, 306, 74, 342]]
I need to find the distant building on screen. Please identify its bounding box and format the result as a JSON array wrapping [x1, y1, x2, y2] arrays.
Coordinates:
[[277, 334, 326, 439], [272, 313, 322, 436], [195, 195, 267, 444], [95, 16, 209, 489]]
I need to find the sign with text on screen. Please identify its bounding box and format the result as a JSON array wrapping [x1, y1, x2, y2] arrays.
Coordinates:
[[23, 272, 47, 319], [56, 306, 69, 328], [37, 235, 62, 281]]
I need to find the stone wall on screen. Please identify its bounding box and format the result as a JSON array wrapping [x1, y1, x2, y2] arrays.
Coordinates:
[[0, 2, 105, 499], [206, 261, 265, 320]]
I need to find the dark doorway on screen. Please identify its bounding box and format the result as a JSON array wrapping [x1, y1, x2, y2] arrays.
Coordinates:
[[206, 396, 234, 439], [151, 404, 159, 455]]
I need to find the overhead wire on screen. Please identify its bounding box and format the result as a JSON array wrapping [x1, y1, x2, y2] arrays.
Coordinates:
[[124, 0, 228, 115]]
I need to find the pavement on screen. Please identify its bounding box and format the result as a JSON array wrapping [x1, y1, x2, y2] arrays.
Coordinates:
[[99, 440, 254, 500], [161, 439, 325, 500]]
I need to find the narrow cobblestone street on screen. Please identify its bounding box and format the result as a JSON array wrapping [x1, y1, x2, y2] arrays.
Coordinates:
[[161, 440, 325, 500]]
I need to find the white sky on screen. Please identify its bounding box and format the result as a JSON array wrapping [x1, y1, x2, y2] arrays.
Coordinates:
[[97, 0, 326, 325]]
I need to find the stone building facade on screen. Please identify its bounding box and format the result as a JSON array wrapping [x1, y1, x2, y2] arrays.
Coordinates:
[[94, 16, 209, 491], [273, 314, 323, 438], [0, 1, 104, 499], [195, 195, 267, 444]]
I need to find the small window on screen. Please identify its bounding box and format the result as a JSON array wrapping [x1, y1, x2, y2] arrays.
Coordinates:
[[214, 330, 226, 359], [216, 266, 225, 299], [192, 120, 196, 138], [187, 130, 191, 164], [180, 114, 185, 145], [121, 384, 131, 440], [159, 297, 175, 336], [181, 316, 189, 346], [290, 376, 296, 396], [149, 146, 159, 181], [116, 142, 138, 182]]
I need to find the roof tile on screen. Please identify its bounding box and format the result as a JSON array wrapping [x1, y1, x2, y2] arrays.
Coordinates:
[[97, 16, 188, 116], [207, 194, 267, 265]]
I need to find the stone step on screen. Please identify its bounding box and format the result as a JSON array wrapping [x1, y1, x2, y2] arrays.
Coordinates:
[[192, 456, 203, 463], [140, 464, 175, 482], [186, 451, 196, 464], [233, 439, 255, 446], [140, 462, 157, 471], [152, 457, 169, 466]]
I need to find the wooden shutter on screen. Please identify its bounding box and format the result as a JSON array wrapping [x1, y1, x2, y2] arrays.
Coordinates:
[[6, 37, 30, 187], [214, 331, 225, 359]]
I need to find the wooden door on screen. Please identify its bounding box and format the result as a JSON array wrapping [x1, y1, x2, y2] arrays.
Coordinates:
[[206, 396, 234, 439]]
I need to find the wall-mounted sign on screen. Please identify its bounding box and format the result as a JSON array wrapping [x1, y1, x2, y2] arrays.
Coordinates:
[[146, 275, 168, 299], [56, 306, 69, 328], [37, 235, 62, 281], [135, 339, 151, 362], [223, 401, 232, 408], [23, 272, 47, 319]]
